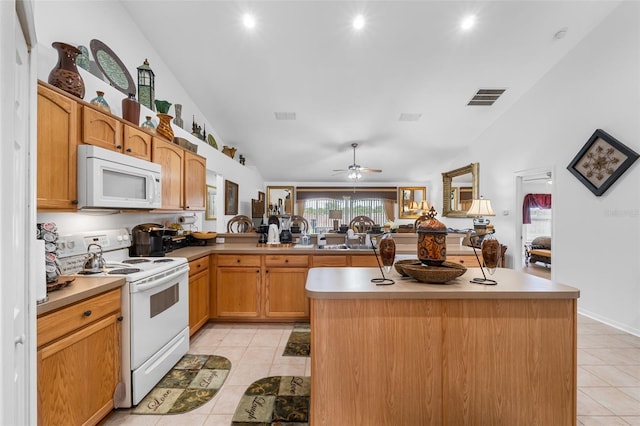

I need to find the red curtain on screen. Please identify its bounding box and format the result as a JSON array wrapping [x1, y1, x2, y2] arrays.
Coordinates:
[[522, 193, 552, 224]]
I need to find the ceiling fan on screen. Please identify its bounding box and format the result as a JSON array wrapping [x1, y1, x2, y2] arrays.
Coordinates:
[[332, 143, 382, 181]]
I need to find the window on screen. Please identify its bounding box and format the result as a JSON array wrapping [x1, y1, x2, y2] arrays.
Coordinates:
[[303, 198, 387, 232], [524, 208, 552, 244]]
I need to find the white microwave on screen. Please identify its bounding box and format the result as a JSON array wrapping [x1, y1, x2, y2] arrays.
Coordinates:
[[77, 145, 162, 210]]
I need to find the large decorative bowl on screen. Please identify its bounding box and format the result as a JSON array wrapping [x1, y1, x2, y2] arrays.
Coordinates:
[[401, 261, 467, 284], [190, 231, 217, 240], [394, 259, 421, 277]]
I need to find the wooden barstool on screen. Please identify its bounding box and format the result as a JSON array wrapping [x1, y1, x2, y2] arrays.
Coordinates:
[[227, 215, 255, 233]]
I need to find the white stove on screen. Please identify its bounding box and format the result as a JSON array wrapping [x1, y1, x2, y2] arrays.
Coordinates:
[[57, 229, 190, 407]]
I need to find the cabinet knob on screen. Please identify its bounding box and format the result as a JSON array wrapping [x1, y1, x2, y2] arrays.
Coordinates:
[[83, 310, 92, 317], [237, 259, 241, 263], [459, 260, 464, 264], [71, 199, 78, 205], [117, 316, 124, 322], [116, 145, 122, 149], [126, 148, 132, 152], [285, 259, 289, 263]]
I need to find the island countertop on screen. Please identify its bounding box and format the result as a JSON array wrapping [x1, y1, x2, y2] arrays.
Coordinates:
[[305, 266, 580, 300]]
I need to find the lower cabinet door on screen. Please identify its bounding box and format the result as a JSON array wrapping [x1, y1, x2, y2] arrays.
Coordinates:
[[37, 313, 121, 426], [265, 267, 309, 319], [189, 269, 210, 335], [216, 267, 261, 318]]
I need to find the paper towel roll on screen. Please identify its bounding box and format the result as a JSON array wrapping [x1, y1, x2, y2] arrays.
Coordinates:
[[178, 215, 196, 225], [33, 239, 48, 304]]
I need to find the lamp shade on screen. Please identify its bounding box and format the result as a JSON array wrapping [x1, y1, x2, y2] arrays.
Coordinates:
[[329, 210, 343, 219], [418, 201, 430, 211], [467, 198, 495, 217]]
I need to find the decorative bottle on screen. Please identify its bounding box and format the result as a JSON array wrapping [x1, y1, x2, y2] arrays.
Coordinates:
[[122, 93, 141, 125], [48, 42, 85, 99], [141, 116, 156, 133], [90, 91, 110, 113]]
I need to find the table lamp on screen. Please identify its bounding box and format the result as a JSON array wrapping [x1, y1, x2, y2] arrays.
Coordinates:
[[466, 196, 495, 235], [329, 210, 342, 232], [466, 197, 499, 285]]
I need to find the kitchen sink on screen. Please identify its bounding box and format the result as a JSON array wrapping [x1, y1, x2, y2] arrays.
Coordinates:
[[317, 244, 372, 250]]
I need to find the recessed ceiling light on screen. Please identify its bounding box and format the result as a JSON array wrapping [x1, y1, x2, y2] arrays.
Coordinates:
[[460, 14, 476, 31], [353, 14, 365, 30], [243, 13, 256, 29]]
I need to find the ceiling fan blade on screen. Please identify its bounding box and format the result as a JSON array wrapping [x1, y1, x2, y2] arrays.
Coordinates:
[[360, 168, 382, 173]]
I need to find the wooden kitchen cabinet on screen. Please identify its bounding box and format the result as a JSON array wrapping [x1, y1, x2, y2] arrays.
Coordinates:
[[184, 150, 206, 210], [350, 254, 379, 267], [37, 288, 121, 426], [188, 256, 210, 336], [264, 255, 309, 319], [122, 125, 152, 160], [152, 138, 184, 210], [446, 254, 482, 268], [82, 106, 123, 151], [37, 83, 80, 210], [216, 254, 261, 318]]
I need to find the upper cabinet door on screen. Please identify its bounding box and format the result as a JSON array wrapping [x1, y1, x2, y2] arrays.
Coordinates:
[[82, 107, 123, 151], [184, 151, 206, 211], [152, 138, 184, 210], [122, 125, 152, 161], [37, 84, 79, 210]]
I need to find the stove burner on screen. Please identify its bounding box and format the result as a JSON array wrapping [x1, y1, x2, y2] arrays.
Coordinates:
[[123, 259, 151, 264], [153, 259, 174, 263], [108, 268, 142, 275]]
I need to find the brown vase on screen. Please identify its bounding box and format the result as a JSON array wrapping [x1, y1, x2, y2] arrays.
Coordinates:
[[481, 234, 500, 274], [48, 42, 85, 99], [122, 93, 141, 125], [379, 233, 396, 273], [156, 113, 174, 141], [416, 207, 448, 266]]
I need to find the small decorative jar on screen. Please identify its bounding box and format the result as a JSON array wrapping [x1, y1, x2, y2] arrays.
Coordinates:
[[416, 207, 448, 266], [379, 232, 396, 273], [90, 91, 110, 113], [481, 233, 500, 275], [141, 116, 156, 133]]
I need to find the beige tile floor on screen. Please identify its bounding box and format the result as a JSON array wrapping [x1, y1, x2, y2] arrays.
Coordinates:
[[102, 316, 640, 426]]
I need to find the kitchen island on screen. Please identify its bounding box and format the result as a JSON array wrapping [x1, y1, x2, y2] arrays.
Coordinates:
[[306, 267, 580, 426]]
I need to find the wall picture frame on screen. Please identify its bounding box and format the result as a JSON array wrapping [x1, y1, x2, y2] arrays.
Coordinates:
[[567, 129, 639, 196], [205, 185, 217, 220], [224, 180, 239, 215]]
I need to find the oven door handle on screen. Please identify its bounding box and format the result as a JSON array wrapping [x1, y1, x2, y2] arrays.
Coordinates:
[[131, 267, 188, 293]]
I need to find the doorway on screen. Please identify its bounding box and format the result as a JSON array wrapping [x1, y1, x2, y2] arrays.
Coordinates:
[[514, 167, 554, 280]]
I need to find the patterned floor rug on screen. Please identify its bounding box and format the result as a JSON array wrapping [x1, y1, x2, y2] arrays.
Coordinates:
[[231, 375, 310, 425], [282, 323, 310, 357], [132, 354, 231, 415]]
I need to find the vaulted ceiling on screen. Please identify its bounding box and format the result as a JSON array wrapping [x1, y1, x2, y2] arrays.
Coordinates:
[[122, 1, 620, 183]]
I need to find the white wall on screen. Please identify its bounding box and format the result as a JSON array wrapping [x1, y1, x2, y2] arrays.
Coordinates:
[[33, 0, 265, 233], [445, 2, 640, 335]]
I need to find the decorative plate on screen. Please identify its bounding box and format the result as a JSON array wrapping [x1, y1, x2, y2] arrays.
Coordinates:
[[207, 134, 218, 150], [89, 39, 136, 96]]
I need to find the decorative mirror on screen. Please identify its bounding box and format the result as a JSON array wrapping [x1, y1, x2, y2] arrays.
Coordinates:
[[398, 187, 427, 219], [442, 163, 479, 217], [266, 186, 294, 215]]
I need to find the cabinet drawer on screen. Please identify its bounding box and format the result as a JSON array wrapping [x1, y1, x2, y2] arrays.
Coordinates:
[[447, 255, 481, 268], [37, 288, 121, 348], [264, 255, 309, 267], [217, 254, 261, 267], [350, 255, 379, 267], [312, 255, 348, 267], [189, 256, 209, 276]]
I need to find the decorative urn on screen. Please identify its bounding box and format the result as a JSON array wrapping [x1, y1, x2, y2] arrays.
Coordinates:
[[416, 206, 448, 266]]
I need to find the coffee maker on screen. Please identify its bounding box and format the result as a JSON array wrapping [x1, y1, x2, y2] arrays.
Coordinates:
[[130, 223, 169, 257]]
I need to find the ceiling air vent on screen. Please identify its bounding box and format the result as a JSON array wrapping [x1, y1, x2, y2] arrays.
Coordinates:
[[274, 112, 296, 120], [467, 88, 506, 106], [398, 113, 422, 122]]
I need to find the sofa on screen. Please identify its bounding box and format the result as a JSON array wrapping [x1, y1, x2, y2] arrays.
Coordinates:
[[525, 236, 551, 267]]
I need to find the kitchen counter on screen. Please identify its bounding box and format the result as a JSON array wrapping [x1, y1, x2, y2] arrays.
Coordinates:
[[307, 267, 579, 425], [37, 276, 125, 316], [305, 266, 579, 299], [170, 242, 475, 259]]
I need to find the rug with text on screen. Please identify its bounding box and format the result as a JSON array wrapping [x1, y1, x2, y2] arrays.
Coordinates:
[[231, 375, 310, 425], [282, 323, 310, 357], [132, 354, 231, 415]]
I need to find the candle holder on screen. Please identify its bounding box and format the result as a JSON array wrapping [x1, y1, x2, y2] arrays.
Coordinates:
[[370, 233, 395, 286], [469, 232, 498, 285]]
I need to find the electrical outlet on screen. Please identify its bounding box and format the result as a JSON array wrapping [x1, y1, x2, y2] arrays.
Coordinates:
[[503, 210, 510, 215]]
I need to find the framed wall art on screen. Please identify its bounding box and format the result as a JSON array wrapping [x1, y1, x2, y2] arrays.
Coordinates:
[[567, 129, 639, 196], [224, 180, 239, 215], [205, 185, 217, 220]]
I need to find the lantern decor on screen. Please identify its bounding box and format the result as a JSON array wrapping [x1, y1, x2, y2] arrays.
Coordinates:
[[416, 206, 447, 266], [137, 59, 155, 111]]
